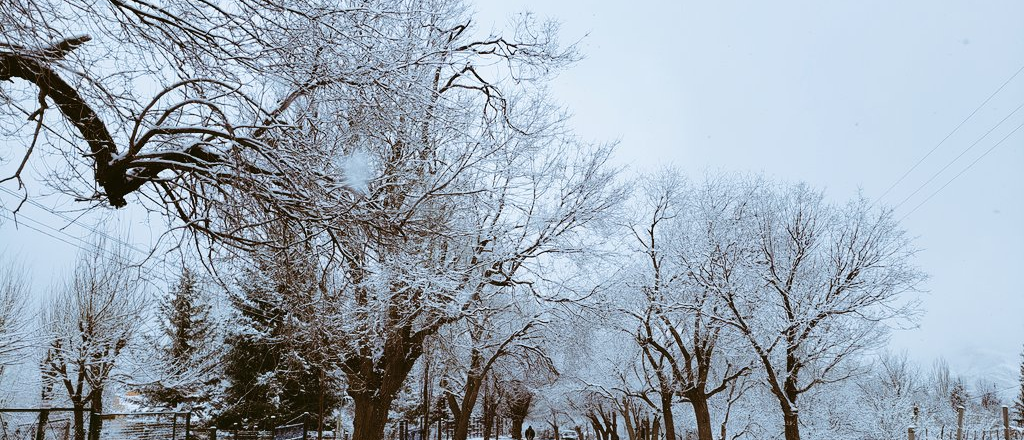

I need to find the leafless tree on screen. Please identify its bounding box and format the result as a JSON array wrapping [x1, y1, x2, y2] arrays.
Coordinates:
[[578, 391, 620, 440], [4, 3, 618, 439], [506, 381, 537, 440], [624, 172, 751, 440], [0, 258, 31, 380], [712, 180, 924, 440], [852, 351, 923, 440], [40, 240, 146, 440], [437, 299, 549, 440], [1, 0, 591, 258]]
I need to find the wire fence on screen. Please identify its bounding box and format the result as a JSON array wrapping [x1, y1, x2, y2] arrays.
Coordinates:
[[909, 426, 1024, 440], [96, 412, 190, 440], [908, 406, 1023, 440], [0, 408, 80, 440], [209, 413, 344, 440], [0, 408, 189, 440]]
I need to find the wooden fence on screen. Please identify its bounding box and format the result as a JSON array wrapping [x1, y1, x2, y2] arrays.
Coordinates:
[[909, 406, 1022, 440]]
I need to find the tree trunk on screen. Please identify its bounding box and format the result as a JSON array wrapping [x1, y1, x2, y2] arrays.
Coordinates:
[[448, 368, 483, 440], [342, 304, 429, 440], [479, 380, 499, 440], [482, 410, 493, 440], [452, 410, 472, 440], [88, 386, 103, 440], [72, 404, 86, 440], [689, 396, 713, 440], [782, 410, 800, 440], [511, 418, 523, 440], [36, 409, 50, 440], [481, 382, 497, 440], [351, 394, 391, 440], [660, 388, 676, 440], [588, 416, 606, 440], [344, 343, 421, 440]]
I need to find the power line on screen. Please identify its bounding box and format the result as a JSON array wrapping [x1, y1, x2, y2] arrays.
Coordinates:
[[0, 185, 148, 256], [892, 101, 1024, 211], [878, 61, 1024, 203], [0, 209, 98, 255], [0, 206, 151, 267], [899, 119, 1024, 221]]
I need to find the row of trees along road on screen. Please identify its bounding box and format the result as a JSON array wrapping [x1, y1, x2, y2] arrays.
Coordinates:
[[0, 0, 1017, 439], [618, 174, 925, 440]]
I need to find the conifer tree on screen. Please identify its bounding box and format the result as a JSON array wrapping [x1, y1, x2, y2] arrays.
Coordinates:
[[161, 268, 212, 362], [950, 378, 970, 413], [144, 267, 217, 410], [217, 253, 341, 429]]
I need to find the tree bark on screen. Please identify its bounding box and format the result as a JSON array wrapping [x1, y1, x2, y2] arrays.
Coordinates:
[[343, 326, 424, 440], [447, 352, 484, 440], [511, 418, 523, 440], [351, 393, 392, 440], [689, 396, 713, 440], [72, 404, 86, 440], [87, 386, 104, 440], [450, 382, 481, 440], [660, 387, 676, 440], [782, 410, 800, 440], [481, 382, 497, 440]]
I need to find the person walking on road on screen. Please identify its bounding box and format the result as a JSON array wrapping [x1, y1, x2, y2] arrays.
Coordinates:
[[525, 425, 536, 440]]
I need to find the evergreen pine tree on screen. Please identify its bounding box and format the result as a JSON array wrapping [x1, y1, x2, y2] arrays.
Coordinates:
[[216, 254, 341, 429], [950, 378, 970, 413], [161, 268, 212, 361], [144, 267, 216, 410]]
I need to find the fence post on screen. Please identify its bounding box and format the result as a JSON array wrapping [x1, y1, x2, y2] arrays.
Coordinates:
[[303, 412, 311, 440], [210, 427, 217, 440], [908, 426, 915, 440], [184, 412, 191, 440], [958, 406, 966, 440], [1004, 406, 1012, 440], [173, 413, 179, 440]]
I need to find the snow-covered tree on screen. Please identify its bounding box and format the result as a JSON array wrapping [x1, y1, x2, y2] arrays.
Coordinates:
[[0, 258, 30, 381], [141, 267, 219, 412], [41, 241, 145, 440], [975, 379, 1001, 412], [852, 352, 923, 440], [709, 178, 924, 440], [436, 296, 550, 440], [625, 172, 753, 440], [506, 381, 537, 440], [218, 243, 342, 429], [950, 378, 969, 413]]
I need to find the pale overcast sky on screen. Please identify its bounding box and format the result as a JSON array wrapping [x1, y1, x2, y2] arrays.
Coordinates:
[[2, 0, 1022, 387], [469, 0, 1024, 381]]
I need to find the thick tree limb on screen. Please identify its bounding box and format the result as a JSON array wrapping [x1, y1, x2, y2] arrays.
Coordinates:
[[0, 36, 135, 206]]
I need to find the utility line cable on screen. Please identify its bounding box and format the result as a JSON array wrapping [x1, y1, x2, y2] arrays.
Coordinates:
[[0, 185, 148, 256], [892, 101, 1024, 211], [878, 62, 1024, 203], [0, 205, 150, 266], [900, 119, 1024, 221], [0, 209, 97, 255]]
